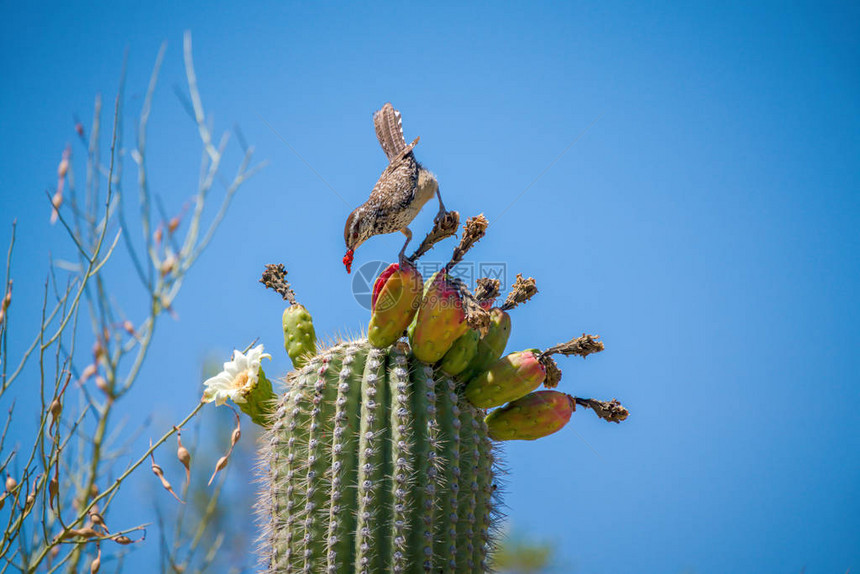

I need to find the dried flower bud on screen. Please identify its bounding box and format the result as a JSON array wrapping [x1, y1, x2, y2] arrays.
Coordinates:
[[122, 320, 135, 336], [167, 216, 180, 234], [501, 274, 538, 311], [5, 476, 17, 492], [473, 277, 500, 306], [409, 210, 460, 262], [447, 214, 489, 271], [449, 277, 490, 336], [542, 334, 604, 359], [574, 397, 629, 423], [113, 535, 133, 545], [153, 226, 163, 244], [260, 263, 297, 304], [540, 355, 562, 389]]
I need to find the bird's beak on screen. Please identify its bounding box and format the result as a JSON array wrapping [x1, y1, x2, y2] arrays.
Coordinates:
[[343, 249, 354, 273]]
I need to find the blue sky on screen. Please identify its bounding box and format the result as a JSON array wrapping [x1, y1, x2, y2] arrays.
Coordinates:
[[1, 1, 858, 572]]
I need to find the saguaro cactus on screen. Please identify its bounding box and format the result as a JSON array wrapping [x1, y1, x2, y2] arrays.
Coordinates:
[[211, 218, 627, 573], [258, 339, 497, 573]]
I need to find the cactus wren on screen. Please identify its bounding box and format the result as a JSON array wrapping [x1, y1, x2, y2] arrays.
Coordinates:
[[343, 103, 446, 273]]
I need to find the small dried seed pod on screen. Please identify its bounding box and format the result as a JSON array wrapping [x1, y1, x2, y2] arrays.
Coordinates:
[[208, 455, 229, 486], [176, 429, 191, 485], [89, 511, 108, 533], [150, 446, 182, 502], [90, 547, 101, 573], [49, 398, 62, 420], [75, 526, 100, 539]]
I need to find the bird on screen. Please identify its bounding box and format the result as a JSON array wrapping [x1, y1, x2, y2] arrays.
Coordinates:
[[343, 103, 446, 273]]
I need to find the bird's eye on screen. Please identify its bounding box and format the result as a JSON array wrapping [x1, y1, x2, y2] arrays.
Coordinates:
[[352, 231, 359, 240]]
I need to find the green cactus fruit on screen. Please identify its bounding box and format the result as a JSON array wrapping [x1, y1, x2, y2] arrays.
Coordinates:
[[439, 328, 480, 376], [485, 390, 575, 441], [464, 349, 546, 409], [258, 338, 497, 573], [409, 270, 469, 363], [282, 304, 317, 368], [461, 308, 511, 381], [368, 263, 423, 348]]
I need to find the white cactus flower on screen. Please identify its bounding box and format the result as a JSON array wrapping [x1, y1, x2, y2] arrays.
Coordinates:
[[202, 345, 271, 406]]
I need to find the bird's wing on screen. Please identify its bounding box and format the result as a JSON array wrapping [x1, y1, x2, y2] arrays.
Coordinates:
[[373, 103, 407, 162], [368, 154, 419, 207]]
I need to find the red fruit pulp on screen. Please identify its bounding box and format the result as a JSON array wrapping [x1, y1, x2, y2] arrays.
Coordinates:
[[343, 249, 354, 273], [371, 263, 399, 310]]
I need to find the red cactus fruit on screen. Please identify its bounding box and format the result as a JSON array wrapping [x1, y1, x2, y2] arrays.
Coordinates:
[[408, 270, 469, 363], [485, 390, 575, 441], [368, 262, 423, 348]]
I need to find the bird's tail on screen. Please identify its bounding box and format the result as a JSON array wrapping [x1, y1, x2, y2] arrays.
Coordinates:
[[374, 103, 408, 162]]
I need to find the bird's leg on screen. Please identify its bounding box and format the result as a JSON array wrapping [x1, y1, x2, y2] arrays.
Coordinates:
[[434, 187, 447, 222], [398, 227, 413, 267]]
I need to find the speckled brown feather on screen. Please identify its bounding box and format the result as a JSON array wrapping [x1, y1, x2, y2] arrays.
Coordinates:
[[373, 103, 406, 161]]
